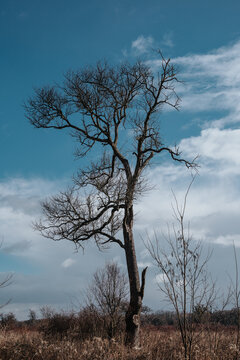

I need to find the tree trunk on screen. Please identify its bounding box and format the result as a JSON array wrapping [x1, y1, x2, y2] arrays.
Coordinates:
[[123, 204, 147, 348]]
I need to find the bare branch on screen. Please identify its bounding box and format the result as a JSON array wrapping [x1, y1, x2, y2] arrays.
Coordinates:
[[139, 267, 148, 299]]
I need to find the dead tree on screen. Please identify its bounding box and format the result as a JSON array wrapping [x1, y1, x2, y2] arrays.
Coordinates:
[[0, 241, 13, 310], [146, 179, 215, 360], [25, 56, 196, 347], [87, 262, 128, 338], [0, 272, 13, 310]]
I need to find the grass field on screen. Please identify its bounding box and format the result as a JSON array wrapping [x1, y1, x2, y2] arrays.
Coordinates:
[[0, 325, 238, 360]]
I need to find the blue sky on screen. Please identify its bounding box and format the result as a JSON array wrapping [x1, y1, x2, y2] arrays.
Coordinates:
[[2, 0, 240, 178], [1, 0, 240, 318]]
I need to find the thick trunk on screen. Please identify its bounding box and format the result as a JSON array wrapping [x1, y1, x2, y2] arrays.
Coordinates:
[[123, 204, 147, 348], [125, 298, 142, 347]]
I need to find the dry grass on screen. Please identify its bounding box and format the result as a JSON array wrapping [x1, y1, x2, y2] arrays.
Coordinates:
[[0, 326, 238, 360]]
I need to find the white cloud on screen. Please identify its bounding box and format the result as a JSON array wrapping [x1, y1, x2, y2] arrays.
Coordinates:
[[61, 258, 76, 268], [148, 40, 240, 128], [131, 33, 174, 57], [137, 261, 152, 268], [154, 273, 166, 284], [132, 35, 154, 54], [179, 127, 240, 175], [175, 41, 240, 88], [176, 41, 240, 128], [214, 234, 240, 247]]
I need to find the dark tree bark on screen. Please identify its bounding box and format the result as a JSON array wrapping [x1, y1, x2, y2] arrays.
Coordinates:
[[24, 55, 196, 347]]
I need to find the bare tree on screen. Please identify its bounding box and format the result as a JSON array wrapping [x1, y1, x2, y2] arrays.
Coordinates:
[[28, 309, 37, 324], [25, 55, 196, 347], [230, 242, 240, 360], [0, 273, 13, 310], [146, 179, 215, 359], [0, 241, 13, 310], [87, 262, 128, 338]]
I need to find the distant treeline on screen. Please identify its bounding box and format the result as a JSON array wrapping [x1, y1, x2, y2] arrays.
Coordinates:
[[142, 308, 240, 327], [0, 306, 240, 339]]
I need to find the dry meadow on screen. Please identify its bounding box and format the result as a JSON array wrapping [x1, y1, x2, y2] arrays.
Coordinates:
[[0, 325, 238, 360]]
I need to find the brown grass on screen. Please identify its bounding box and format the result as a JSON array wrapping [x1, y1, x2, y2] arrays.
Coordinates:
[[0, 326, 238, 360]]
